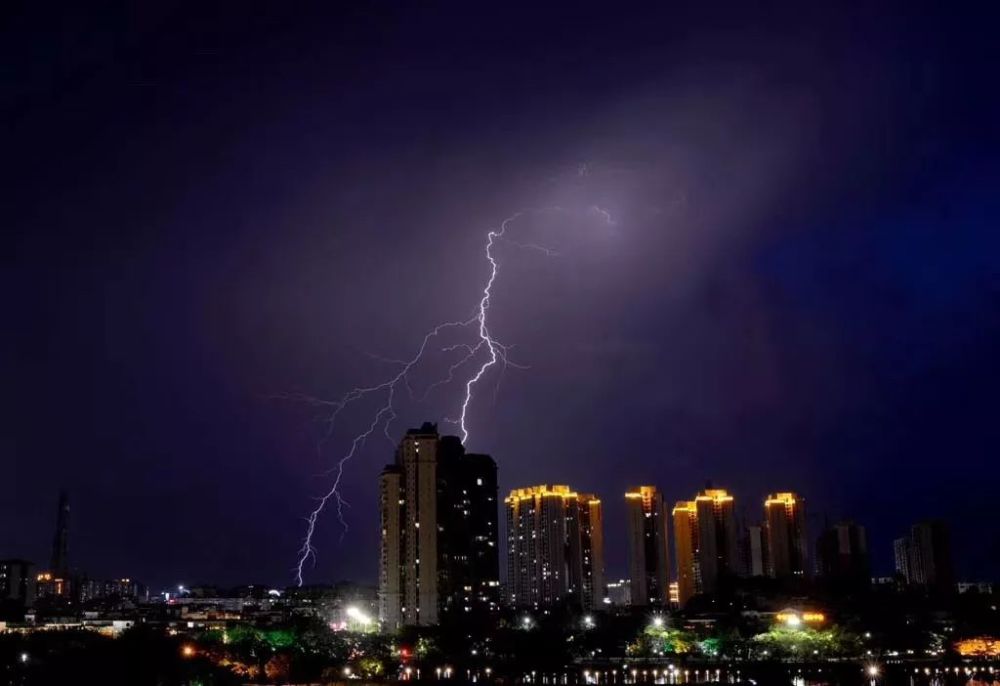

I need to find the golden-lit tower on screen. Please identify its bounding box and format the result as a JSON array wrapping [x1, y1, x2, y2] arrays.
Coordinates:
[[673, 488, 740, 606], [764, 492, 809, 578], [671, 501, 698, 606], [694, 488, 739, 593], [625, 486, 670, 605], [505, 485, 605, 610]]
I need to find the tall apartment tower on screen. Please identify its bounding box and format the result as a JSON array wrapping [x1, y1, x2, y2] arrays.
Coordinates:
[[378, 423, 500, 629], [672, 501, 699, 607], [50, 491, 70, 575], [764, 492, 809, 578], [625, 486, 671, 605], [893, 537, 912, 582], [894, 520, 953, 592], [436, 437, 501, 619], [378, 464, 404, 626], [505, 485, 605, 610], [816, 521, 869, 588], [673, 488, 740, 606]]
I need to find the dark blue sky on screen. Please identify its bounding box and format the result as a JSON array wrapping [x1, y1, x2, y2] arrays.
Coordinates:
[[4, 3, 999, 589]]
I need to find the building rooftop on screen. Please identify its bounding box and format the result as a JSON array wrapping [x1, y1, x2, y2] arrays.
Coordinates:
[[405, 421, 439, 436], [695, 489, 734, 503], [505, 484, 599, 504], [765, 492, 800, 507]]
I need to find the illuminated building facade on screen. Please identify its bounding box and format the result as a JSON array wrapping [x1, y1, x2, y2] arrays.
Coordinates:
[[78, 577, 147, 603], [625, 486, 670, 605], [673, 488, 740, 606], [505, 484, 605, 610], [35, 571, 71, 600], [764, 492, 809, 578], [378, 423, 500, 628], [695, 489, 740, 591], [672, 501, 698, 607], [816, 521, 869, 588]]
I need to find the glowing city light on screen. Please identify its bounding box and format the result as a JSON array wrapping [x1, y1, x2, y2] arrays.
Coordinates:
[[346, 605, 373, 624]]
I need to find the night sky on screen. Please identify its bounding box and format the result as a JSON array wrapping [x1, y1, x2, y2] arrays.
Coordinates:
[[4, 4, 999, 590]]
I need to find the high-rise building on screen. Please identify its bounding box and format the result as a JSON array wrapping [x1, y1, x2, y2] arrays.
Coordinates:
[[0, 560, 36, 607], [78, 577, 146, 604], [505, 484, 605, 610], [33, 491, 74, 602], [51, 491, 70, 575], [672, 501, 698, 606], [816, 521, 869, 588], [893, 537, 912, 582], [673, 488, 740, 606], [378, 423, 500, 628], [625, 486, 671, 605], [378, 464, 404, 626], [764, 492, 809, 579], [894, 520, 953, 592], [695, 489, 741, 591], [436, 437, 501, 620]]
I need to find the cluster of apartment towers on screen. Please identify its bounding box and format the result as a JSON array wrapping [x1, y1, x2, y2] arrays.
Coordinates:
[[378, 423, 823, 629]]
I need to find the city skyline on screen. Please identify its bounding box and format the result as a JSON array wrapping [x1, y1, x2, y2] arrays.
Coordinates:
[[6, 3, 1000, 592], [7, 428, 981, 597]]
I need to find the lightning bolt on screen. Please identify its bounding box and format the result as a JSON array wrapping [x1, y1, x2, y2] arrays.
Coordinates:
[[291, 205, 615, 586], [456, 211, 521, 443]]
